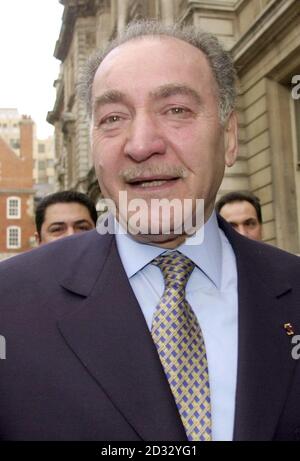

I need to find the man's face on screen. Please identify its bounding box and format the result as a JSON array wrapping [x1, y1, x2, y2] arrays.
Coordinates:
[[91, 36, 238, 247], [219, 200, 262, 241], [37, 202, 95, 245]]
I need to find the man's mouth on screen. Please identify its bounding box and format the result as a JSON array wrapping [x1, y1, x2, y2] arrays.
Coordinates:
[[127, 176, 180, 188]]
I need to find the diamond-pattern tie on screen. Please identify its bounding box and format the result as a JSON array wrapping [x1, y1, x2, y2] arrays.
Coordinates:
[[151, 251, 212, 441]]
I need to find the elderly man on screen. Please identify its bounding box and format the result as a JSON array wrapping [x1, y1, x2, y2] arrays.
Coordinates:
[[0, 20, 299, 441]]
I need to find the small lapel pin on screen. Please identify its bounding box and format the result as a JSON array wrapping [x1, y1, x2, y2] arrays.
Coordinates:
[[284, 323, 295, 336]]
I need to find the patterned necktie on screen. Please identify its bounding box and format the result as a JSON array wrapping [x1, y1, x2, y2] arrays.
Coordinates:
[[151, 251, 212, 441]]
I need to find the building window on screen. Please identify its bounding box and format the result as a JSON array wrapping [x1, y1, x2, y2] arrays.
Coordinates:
[[7, 197, 21, 219], [10, 139, 20, 149], [38, 143, 45, 153], [7, 226, 21, 249]]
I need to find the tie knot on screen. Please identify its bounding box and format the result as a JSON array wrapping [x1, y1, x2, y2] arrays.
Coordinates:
[[152, 251, 195, 289]]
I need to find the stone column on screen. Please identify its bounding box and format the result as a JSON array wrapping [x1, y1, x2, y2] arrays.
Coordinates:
[[117, 0, 130, 32], [267, 79, 300, 253], [74, 17, 96, 189], [160, 0, 174, 24]]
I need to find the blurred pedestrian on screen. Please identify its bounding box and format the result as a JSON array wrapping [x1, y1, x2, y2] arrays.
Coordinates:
[[35, 190, 97, 244], [215, 191, 262, 240]]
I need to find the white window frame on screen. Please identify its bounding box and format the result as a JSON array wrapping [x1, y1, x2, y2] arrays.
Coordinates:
[[6, 226, 21, 249], [7, 196, 21, 219]]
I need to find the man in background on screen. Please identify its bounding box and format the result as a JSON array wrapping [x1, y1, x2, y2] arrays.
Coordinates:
[[215, 191, 262, 240], [35, 190, 97, 244]]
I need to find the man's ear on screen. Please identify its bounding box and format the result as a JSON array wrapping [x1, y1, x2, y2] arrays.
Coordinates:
[[34, 231, 42, 246], [224, 111, 238, 167]]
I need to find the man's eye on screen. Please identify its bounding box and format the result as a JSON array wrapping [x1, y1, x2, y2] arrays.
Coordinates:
[[166, 107, 191, 118], [49, 227, 63, 234], [170, 107, 186, 114], [100, 115, 121, 126], [76, 226, 91, 231], [246, 220, 257, 227]]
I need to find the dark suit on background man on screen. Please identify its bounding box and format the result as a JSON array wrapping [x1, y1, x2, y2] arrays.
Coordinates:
[[0, 217, 299, 441]]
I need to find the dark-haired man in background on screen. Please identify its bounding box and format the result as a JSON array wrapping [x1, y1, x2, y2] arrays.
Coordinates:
[[215, 191, 262, 241], [35, 191, 97, 244]]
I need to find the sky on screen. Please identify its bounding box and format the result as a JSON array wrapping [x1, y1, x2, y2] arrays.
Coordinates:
[[0, 0, 64, 138]]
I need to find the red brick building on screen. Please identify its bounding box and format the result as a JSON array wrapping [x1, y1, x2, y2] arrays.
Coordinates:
[[0, 116, 35, 260]]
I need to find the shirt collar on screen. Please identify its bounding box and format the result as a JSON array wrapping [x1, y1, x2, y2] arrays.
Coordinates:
[[115, 211, 222, 289]]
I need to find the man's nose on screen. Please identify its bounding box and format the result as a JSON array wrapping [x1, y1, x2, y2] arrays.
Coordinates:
[[237, 225, 248, 237], [65, 226, 76, 237], [124, 113, 166, 162]]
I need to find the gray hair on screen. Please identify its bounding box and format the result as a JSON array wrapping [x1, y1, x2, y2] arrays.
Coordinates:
[[78, 19, 236, 124]]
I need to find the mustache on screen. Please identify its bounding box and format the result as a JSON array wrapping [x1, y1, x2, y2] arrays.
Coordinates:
[[119, 165, 188, 182]]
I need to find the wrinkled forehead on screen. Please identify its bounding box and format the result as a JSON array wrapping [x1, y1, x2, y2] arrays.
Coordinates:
[[100, 35, 206, 66], [92, 35, 216, 96]]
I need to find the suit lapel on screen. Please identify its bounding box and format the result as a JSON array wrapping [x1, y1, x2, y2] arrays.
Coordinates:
[[55, 222, 298, 441], [219, 219, 298, 441], [57, 232, 187, 441]]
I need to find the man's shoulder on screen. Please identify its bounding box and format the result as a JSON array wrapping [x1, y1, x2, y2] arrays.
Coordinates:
[[248, 238, 299, 268], [0, 230, 113, 281], [219, 217, 300, 287], [237, 232, 299, 262], [229, 231, 300, 291]]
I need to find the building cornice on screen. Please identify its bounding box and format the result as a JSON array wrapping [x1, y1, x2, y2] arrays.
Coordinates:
[[231, 0, 300, 71], [55, 0, 97, 62], [54, 4, 75, 61], [61, 111, 76, 134], [179, 0, 239, 22], [0, 189, 35, 195], [47, 78, 64, 125]]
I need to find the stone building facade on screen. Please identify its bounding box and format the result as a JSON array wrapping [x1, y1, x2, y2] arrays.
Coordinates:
[[48, 0, 300, 253], [33, 136, 56, 201], [0, 115, 36, 260], [0, 108, 23, 155]]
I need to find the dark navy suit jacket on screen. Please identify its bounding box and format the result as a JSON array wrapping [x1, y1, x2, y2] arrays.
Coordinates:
[[0, 218, 300, 440]]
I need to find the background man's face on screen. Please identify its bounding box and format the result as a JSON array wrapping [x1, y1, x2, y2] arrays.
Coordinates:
[[219, 200, 262, 240], [91, 36, 237, 246], [37, 202, 95, 244]]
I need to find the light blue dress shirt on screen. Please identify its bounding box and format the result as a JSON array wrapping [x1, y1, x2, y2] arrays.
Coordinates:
[[115, 211, 238, 441]]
